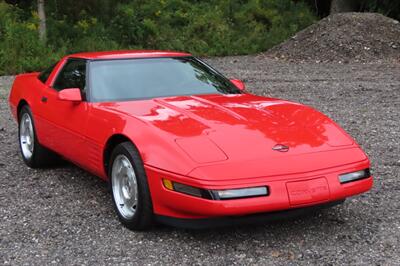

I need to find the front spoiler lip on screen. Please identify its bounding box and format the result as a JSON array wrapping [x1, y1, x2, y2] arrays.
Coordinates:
[[155, 199, 345, 229]]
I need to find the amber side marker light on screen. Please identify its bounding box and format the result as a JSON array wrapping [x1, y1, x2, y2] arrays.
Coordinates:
[[162, 179, 174, 190], [339, 168, 371, 184], [162, 179, 268, 200]]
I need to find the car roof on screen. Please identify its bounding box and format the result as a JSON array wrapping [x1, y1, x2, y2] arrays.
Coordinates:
[[67, 50, 192, 60]]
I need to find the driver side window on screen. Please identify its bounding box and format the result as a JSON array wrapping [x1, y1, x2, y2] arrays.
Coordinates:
[[53, 59, 87, 92]]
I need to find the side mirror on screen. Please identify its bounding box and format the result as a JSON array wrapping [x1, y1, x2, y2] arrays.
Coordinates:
[[58, 88, 82, 102], [230, 79, 246, 91]]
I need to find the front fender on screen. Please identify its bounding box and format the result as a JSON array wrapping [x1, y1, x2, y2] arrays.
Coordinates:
[[88, 103, 199, 179]]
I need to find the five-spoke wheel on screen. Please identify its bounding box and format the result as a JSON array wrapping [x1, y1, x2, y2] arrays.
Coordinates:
[[19, 112, 35, 160], [111, 154, 139, 219], [18, 105, 59, 168], [109, 142, 153, 230]]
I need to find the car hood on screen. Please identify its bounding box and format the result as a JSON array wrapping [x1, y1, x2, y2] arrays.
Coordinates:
[[99, 93, 362, 179]]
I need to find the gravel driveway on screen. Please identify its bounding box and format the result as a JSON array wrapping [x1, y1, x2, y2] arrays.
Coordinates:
[[1, 57, 399, 265]]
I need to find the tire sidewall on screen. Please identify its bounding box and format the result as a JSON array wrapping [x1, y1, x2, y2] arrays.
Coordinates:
[[18, 106, 37, 167], [108, 142, 153, 229]]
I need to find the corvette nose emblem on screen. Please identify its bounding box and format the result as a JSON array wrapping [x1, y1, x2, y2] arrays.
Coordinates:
[[272, 144, 289, 152]]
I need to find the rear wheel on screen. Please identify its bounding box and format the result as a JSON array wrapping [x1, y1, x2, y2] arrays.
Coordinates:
[[109, 142, 154, 230], [18, 105, 60, 168]]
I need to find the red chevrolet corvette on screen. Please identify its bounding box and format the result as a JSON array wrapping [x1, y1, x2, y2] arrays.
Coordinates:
[[8, 50, 372, 230]]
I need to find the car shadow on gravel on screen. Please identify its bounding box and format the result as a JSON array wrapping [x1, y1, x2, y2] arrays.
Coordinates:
[[155, 207, 348, 233]]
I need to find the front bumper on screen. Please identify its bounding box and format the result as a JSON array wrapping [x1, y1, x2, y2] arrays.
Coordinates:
[[145, 160, 373, 221]]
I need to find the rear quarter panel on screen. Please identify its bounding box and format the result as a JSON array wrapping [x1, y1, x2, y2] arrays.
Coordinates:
[[8, 57, 66, 120], [8, 72, 50, 146], [8, 72, 42, 120]]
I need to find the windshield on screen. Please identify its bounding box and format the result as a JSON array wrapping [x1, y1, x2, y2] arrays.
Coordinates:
[[88, 57, 241, 102]]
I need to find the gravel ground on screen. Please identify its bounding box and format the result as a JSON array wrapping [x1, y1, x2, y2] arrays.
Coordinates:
[[1, 57, 399, 265]]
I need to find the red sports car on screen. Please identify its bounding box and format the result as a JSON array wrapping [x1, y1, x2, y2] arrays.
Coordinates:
[[8, 50, 373, 230]]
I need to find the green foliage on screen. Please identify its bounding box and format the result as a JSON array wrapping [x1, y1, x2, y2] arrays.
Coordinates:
[[109, 0, 315, 56], [0, 2, 65, 75], [0, 0, 316, 75]]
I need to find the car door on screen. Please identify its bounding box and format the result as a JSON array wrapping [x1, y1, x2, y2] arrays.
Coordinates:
[[36, 58, 90, 166]]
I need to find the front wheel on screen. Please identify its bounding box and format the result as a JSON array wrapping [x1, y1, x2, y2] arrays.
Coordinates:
[[109, 142, 154, 230]]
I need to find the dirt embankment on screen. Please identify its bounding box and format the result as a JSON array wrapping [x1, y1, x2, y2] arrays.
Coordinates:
[[265, 12, 400, 63]]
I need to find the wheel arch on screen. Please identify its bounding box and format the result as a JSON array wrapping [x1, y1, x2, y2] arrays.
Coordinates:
[[103, 134, 137, 176], [17, 99, 29, 119]]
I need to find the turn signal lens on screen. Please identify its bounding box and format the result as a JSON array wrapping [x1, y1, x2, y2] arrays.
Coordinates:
[[162, 179, 269, 200], [339, 168, 371, 184], [162, 179, 212, 199]]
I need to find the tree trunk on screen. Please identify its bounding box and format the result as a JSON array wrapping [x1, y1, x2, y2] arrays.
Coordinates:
[[330, 0, 357, 14], [37, 0, 46, 43]]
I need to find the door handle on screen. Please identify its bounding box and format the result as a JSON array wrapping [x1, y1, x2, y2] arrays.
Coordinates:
[[41, 96, 47, 103]]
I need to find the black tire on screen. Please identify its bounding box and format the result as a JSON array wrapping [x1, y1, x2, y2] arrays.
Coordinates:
[[18, 105, 60, 168], [109, 141, 154, 230]]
